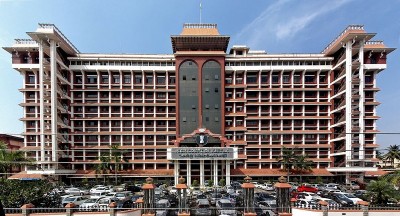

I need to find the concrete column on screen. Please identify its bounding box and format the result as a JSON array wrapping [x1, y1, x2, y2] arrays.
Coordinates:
[[186, 160, 191, 187], [109, 202, 117, 216], [214, 160, 218, 186], [21, 203, 34, 216], [38, 41, 45, 163], [345, 40, 353, 175], [65, 203, 75, 216], [174, 160, 179, 186], [226, 160, 231, 186], [358, 201, 369, 216], [200, 160, 205, 187], [50, 40, 58, 169]]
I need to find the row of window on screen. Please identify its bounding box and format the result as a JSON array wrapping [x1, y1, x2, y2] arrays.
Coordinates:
[[225, 60, 331, 66], [74, 74, 176, 85], [70, 61, 175, 67]]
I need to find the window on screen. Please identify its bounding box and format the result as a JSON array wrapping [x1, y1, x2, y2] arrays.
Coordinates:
[[87, 75, 97, 84], [192, 118, 196, 122], [247, 76, 257, 84], [169, 76, 176, 84], [205, 88, 209, 92], [283, 75, 290, 83], [124, 75, 131, 84], [214, 88, 219, 93], [205, 104, 209, 109], [135, 75, 142, 84], [215, 117, 219, 122], [75, 75, 82, 84], [205, 75, 210, 80], [183, 75, 186, 80], [214, 75, 219, 80], [101, 75, 109, 83], [28, 74, 35, 84], [145, 75, 153, 84], [113, 75, 120, 84], [305, 75, 315, 83], [272, 75, 279, 83], [294, 75, 301, 83], [261, 75, 269, 83], [215, 104, 219, 109], [182, 117, 186, 122], [192, 105, 196, 109], [157, 76, 165, 84], [205, 117, 209, 122]]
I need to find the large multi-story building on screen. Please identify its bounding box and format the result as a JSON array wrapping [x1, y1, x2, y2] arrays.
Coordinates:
[[3, 23, 394, 185]]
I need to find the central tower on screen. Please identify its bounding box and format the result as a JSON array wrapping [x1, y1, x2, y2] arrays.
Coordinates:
[[172, 23, 230, 139]]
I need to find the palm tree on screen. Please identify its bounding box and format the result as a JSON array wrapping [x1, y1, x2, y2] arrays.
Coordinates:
[[381, 170, 400, 190], [293, 155, 313, 183], [384, 145, 400, 167], [95, 153, 111, 185], [366, 179, 395, 204], [0, 142, 32, 178], [276, 147, 297, 182], [376, 150, 386, 167], [110, 144, 128, 185]]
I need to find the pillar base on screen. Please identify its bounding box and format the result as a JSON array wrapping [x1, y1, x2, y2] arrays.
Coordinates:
[[278, 213, 292, 216], [243, 213, 257, 216], [142, 214, 155, 216], [178, 212, 190, 216]]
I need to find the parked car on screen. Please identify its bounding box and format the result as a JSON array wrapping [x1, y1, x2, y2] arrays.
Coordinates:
[[225, 185, 235, 194], [65, 187, 89, 196], [325, 183, 339, 190], [90, 187, 113, 194], [89, 185, 105, 193], [61, 196, 87, 207], [354, 190, 367, 199], [170, 187, 177, 194], [314, 198, 339, 206], [98, 197, 119, 211], [114, 191, 132, 201], [295, 199, 318, 209], [209, 193, 222, 206], [295, 192, 320, 201], [297, 184, 318, 193], [79, 197, 103, 211], [116, 199, 134, 209], [330, 193, 354, 207], [258, 201, 277, 216], [288, 182, 299, 190], [90, 192, 109, 199], [261, 183, 275, 191], [345, 183, 360, 190], [216, 199, 237, 216], [194, 199, 212, 216], [335, 192, 363, 205], [155, 199, 171, 216]]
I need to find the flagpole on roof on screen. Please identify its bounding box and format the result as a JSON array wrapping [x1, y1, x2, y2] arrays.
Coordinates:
[[200, 1, 202, 24]]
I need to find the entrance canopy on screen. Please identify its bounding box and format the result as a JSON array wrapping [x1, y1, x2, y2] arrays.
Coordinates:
[[167, 147, 238, 160]]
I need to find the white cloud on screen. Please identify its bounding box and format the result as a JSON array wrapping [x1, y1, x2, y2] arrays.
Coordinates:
[[235, 0, 352, 48]]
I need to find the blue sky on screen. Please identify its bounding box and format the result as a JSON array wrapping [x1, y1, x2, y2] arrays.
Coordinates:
[[0, 0, 399, 150]]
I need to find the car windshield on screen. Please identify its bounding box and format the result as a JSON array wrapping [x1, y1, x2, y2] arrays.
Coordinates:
[[156, 203, 168, 208], [345, 193, 357, 198], [64, 197, 76, 202], [115, 193, 126, 197], [336, 194, 346, 199], [199, 204, 210, 208], [197, 194, 207, 199], [84, 199, 97, 203], [212, 194, 222, 198], [221, 202, 233, 208], [98, 199, 110, 204]]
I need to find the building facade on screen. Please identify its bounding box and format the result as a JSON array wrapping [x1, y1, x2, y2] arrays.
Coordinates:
[[3, 23, 394, 185]]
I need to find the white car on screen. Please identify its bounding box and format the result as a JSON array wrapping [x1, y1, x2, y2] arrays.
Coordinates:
[[79, 197, 103, 211], [98, 197, 119, 211], [61, 196, 87, 207], [170, 187, 177, 194], [90, 187, 113, 194], [65, 187, 89, 196], [296, 192, 321, 201], [90, 192, 109, 199], [261, 183, 274, 191], [225, 185, 235, 194]]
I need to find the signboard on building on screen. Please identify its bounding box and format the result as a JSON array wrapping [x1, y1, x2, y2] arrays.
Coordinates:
[[167, 147, 238, 160]]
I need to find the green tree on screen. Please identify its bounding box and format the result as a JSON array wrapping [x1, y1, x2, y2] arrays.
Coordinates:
[[366, 179, 395, 205], [293, 154, 313, 183], [95, 153, 111, 185], [276, 147, 297, 182], [219, 178, 226, 187], [110, 144, 128, 185], [192, 180, 199, 187], [382, 170, 400, 189], [384, 145, 400, 167], [0, 141, 32, 178]]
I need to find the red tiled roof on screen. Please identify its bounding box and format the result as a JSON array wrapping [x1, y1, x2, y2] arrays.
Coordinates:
[[8, 171, 44, 180], [365, 169, 388, 177]]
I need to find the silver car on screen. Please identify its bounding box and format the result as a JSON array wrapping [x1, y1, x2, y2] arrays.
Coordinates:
[[195, 199, 212, 216], [216, 199, 236, 216]]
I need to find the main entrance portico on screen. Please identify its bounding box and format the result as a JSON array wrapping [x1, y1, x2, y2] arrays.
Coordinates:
[[168, 128, 238, 187]]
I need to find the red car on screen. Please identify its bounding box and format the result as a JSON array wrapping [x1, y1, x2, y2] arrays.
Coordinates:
[[297, 184, 318, 193]]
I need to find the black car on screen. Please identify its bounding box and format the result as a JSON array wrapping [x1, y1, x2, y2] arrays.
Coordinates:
[[125, 185, 141, 193], [116, 200, 133, 209], [330, 193, 354, 207]]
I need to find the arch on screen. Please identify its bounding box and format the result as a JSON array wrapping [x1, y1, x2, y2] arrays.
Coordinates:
[[178, 60, 199, 136], [201, 60, 222, 134]]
